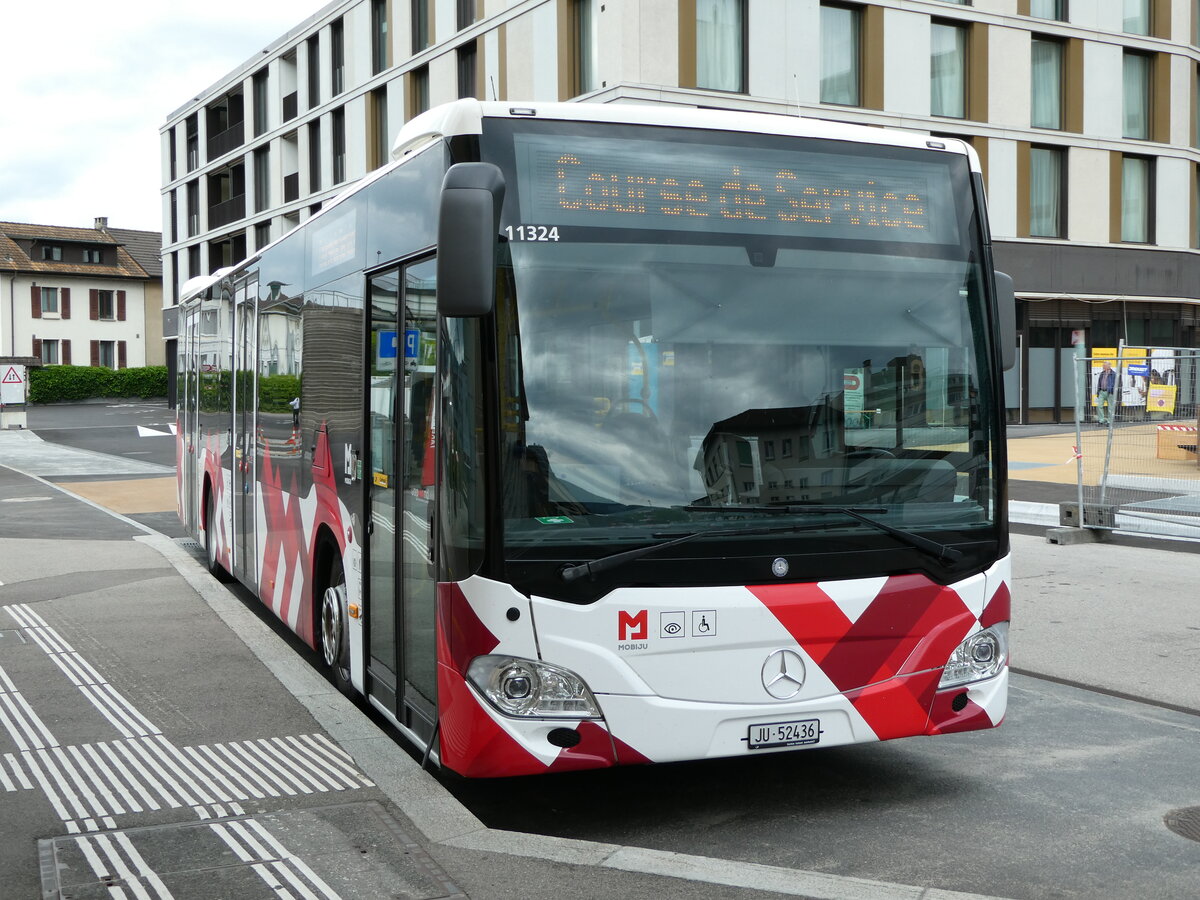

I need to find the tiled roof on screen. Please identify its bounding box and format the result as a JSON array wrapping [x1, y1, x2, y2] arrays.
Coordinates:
[[0, 220, 155, 281], [107, 227, 164, 278]]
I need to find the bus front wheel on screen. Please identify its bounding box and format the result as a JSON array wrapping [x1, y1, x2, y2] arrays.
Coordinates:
[[319, 551, 353, 694], [204, 490, 232, 583]]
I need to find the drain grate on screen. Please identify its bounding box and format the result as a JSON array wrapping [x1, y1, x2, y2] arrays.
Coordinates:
[[1165, 807, 1200, 843]]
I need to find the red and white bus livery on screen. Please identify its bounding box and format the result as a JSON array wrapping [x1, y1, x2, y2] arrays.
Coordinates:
[[177, 100, 1015, 778]]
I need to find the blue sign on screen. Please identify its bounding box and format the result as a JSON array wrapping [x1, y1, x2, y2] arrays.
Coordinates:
[[1126, 364, 1150, 376], [404, 329, 420, 359], [378, 331, 398, 359]]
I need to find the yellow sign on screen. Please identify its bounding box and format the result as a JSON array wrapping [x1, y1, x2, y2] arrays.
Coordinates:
[[1147, 384, 1177, 414], [373, 471, 389, 488]]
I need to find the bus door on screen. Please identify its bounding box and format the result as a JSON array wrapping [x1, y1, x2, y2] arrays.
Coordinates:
[[232, 277, 259, 584], [179, 305, 199, 531], [365, 258, 438, 743]]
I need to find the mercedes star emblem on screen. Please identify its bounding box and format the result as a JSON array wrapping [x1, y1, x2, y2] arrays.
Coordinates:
[[761, 648, 806, 699]]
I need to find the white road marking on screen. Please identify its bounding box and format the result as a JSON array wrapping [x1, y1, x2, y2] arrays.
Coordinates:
[[114, 831, 174, 899], [1, 599, 376, 898]]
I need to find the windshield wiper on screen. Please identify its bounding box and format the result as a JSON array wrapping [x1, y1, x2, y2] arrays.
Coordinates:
[[558, 522, 820, 583], [559, 504, 962, 583], [686, 504, 964, 566]]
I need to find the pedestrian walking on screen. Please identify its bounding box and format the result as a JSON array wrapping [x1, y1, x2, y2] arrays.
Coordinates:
[[1096, 361, 1116, 426]]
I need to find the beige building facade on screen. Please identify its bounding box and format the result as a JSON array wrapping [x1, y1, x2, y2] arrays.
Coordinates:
[[161, 0, 1200, 421]]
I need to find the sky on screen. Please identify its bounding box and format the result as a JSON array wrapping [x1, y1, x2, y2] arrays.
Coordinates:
[[0, 1, 332, 234]]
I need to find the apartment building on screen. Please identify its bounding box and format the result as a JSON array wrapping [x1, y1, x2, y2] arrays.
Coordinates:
[[0, 218, 159, 370], [161, 0, 1200, 422]]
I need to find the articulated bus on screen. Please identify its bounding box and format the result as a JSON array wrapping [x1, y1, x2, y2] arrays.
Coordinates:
[[177, 99, 1016, 778]]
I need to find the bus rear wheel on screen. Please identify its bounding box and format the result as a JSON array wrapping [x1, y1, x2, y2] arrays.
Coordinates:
[[319, 552, 353, 694]]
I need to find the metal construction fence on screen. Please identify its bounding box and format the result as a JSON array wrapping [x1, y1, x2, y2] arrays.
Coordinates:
[[1067, 345, 1200, 539]]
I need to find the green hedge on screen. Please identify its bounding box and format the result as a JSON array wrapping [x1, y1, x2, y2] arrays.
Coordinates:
[[29, 365, 169, 403]]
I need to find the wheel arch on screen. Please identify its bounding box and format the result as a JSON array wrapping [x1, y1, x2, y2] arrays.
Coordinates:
[[310, 523, 343, 649]]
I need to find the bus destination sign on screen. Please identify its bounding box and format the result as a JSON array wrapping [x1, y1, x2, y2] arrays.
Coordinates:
[[514, 132, 960, 245]]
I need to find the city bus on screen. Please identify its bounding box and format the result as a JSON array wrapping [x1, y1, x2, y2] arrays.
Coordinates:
[[177, 99, 1015, 778]]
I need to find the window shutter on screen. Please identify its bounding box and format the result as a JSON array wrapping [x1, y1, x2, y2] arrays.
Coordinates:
[[117, 290, 127, 321], [32, 338, 42, 358], [118, 341, 128, 369], [61, 287, 71, 319], [90, 289, 99, 320], [62, 340, 72, 365], [31, 285, 41, 318], [90, 340, 100, 367]]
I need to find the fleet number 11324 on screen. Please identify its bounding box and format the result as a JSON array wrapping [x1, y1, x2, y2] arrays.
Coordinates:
[[505, 225, 560, 242]]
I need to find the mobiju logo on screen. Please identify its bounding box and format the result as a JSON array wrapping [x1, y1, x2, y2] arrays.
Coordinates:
[[618, 609, 648, 641]]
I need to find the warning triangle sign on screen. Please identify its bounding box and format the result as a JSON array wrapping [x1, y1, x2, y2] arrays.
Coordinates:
[[2, 367, 22, 384]]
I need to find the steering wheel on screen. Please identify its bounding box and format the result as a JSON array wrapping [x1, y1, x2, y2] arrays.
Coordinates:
[[847, 446, 896, 460]]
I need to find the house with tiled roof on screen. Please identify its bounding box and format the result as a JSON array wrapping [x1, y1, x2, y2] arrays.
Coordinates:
[[0, 218, 162, 369]]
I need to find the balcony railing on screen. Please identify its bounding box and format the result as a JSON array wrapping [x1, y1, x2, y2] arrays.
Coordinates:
[[207, 123, 245, 160], [208, 194, 246, 229]]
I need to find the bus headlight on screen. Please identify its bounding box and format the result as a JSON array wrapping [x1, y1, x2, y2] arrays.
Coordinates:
[[939, 623, 1008, 688], [467, 655, 602, 719]]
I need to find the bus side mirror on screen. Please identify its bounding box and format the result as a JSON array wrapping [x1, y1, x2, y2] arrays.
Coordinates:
[[995, 271, 1016, 371], [437, 163, 506, 317]]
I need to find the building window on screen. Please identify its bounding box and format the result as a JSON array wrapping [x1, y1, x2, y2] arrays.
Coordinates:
[[332, 107, 346, 185], [410, 66, 430, 116], [371, 0, 390, 75], [820, 4, 860, 107], [308, 120, 322, 192], [369, 88, 389, 169], [697, 0, 745, 93], [254, 147, 270, 213], [457, 0, 475, 30], [97, 290, 115, 320], [1121, 155, 1153, 242], [98, 341, 116, 370], [41, 287, 59, 316], [282, 50, 299, 120], [83, 248, 103, 264], [457, 41, 477, 99], [1031, 37, 1062, 129], [412, 0, 431, 53], [931, 22, 967, 119], [1123, 0, 1150, 34], [186, 114, 199, 171], [331, 19, 345, 96], [307, 35, 321, 108], [42, 245, 63, 261], [255, 221, 271, 249], [1123, 51, 1151, 140], [253, 68, 269, 137], [1030, 146, 1064, 237], [1030, 0, 1065, 19], [574, 0, 600, 95], [41, 340, 60, 365], [186, 180, 199, 236]]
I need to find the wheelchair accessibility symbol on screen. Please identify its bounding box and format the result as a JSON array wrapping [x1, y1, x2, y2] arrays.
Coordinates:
[[692, 610, 716, 637]]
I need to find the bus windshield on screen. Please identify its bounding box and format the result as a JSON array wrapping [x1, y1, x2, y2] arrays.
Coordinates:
[[483, 119, 1000, 593]]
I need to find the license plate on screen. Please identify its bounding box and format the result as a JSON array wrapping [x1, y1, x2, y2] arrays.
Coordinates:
[[747, 718, 821, 750]]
